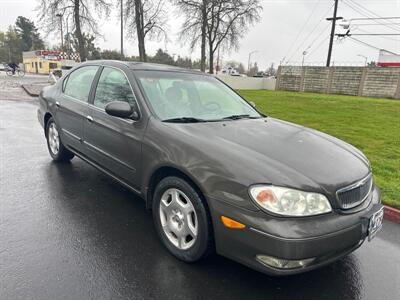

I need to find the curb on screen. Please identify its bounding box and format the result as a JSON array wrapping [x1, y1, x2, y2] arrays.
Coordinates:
[[21, 84, 39, 97], [384, 205, 400, 224]]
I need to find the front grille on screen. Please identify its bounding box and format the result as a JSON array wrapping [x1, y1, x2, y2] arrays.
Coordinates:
[[336, 175, 373, 209]]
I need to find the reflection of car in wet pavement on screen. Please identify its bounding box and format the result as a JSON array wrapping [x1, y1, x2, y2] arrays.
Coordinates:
[[37, 61, 383, 276]]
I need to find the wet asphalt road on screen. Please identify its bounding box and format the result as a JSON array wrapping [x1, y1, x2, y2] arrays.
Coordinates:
[[0, 81, 399, 299]]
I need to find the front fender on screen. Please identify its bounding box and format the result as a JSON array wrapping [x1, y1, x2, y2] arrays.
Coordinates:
[[140, 119, 259, 211]]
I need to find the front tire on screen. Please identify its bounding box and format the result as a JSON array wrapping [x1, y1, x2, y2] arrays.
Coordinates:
[[45, 117, 74, 162], [152, 176, 213, 262]]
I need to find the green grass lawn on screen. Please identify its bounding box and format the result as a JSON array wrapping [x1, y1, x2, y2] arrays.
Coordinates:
[[238, 90, 400, 209]]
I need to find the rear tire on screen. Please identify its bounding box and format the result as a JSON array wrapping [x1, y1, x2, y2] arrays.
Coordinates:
[[152, 176, 214, 262], [45, 117, 74, 162]]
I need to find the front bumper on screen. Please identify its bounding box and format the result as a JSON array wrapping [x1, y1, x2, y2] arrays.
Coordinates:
[[209, 185, 382, 276]]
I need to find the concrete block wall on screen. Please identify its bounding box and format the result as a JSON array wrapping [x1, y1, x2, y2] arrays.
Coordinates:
[[362, 68, 400, 98], [276, 66, 302, 91], [330, 67, 363, 96], [277, 66, 400, 99], [302, 67, 330, 93]]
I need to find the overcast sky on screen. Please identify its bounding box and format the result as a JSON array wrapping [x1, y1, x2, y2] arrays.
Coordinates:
[[1, 0, 399, 70]]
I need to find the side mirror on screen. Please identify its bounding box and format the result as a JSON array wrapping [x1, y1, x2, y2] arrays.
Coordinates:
[[105, 101, 140, 120], [250, 101, 256, 108]]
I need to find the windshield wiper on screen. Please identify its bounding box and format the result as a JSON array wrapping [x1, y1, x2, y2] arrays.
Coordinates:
[[163, 117, 207, 123], [222, 114, 253, 120]]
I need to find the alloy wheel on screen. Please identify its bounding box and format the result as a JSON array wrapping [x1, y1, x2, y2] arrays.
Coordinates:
[[159, 188, 198, 250], [48, 122, 60, 155]]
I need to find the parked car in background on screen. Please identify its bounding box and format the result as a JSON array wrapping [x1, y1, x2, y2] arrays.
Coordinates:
[[0, 63, 7, 71], [37, 61, 383, 276], [221, 66, 246, 77], [253, 71, 267, 77], [52, 66, 74, 78], [230, 73, 246, 77]]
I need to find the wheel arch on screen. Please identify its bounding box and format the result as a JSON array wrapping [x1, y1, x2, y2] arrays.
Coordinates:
[[145, 165, 210, 213], [44, 112, 53, 135]]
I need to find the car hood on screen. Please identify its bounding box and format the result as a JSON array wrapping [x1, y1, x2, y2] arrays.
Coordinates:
[[165, 117, 370, 195]]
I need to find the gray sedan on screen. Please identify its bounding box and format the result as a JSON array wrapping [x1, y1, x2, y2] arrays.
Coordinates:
[[37, 60, 383, 275]]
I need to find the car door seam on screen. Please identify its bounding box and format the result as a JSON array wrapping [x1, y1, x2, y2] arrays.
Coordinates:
[[84, 140, 137, 172]]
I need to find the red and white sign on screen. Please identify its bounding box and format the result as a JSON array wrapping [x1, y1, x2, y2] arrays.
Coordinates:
[[377, 49, 400, 67]]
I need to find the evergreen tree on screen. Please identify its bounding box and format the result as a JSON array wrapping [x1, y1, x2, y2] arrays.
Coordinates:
[[15, 16, 44, 51]]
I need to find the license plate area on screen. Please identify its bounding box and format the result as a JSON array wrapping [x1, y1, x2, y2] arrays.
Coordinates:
[[368, 207, 384, 241]]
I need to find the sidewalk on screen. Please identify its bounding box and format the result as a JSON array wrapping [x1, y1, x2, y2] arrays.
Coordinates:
[[21, 82, 51, 97]]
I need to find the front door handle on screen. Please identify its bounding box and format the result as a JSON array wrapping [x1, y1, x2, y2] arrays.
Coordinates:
[[86, 115, 93, 122]]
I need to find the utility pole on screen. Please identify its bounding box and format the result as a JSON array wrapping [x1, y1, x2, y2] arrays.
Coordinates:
[[66, 14, 71, 59], [326, 0, 342, 67], [56, 13, 64, 50], [120, 0, 124, 58]]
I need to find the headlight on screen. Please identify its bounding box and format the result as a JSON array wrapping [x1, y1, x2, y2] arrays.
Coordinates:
[[249, 185, 332, 216]]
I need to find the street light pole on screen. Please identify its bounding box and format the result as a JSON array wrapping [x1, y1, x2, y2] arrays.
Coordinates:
[[56, 13, 64, 50], [248, 50, 258, 74], [302, 51, 307, 67], [358, 54, 368, 66]]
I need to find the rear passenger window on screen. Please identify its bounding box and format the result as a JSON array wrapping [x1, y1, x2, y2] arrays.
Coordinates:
[[94, 67, 136, 109], [64, 66, 98, 102]]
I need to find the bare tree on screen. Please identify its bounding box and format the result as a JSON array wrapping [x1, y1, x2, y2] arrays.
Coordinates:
[[178, 0, 261, 73], [206, 0, 262, 73], [37, 0, 111, 61], [176, 0, 208, 72], [124, 0, 168, 62]]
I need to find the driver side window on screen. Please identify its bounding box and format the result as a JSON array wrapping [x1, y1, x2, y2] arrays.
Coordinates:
[[94, 67, 136, 109]]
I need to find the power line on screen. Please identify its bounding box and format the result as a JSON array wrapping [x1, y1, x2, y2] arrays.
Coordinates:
[[307, 23, 331, 49], [342, 0, 400, 32], [355, 27, 400, 41], [350, 22, 400, 26], [350, 17, 400, 21], [350, 34, 400, 36], [348, 36, 382, 51], [300, 26, 331, 62], [346, 0, 400, 30], [286, 25, 331, 64], [346, 36, 400, 57], [285, 2, 335, 63], [282, 0, 324, 61], [308, 35, 330, 58]]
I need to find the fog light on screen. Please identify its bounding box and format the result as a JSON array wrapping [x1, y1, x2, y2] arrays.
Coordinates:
[[256, 255, 315, 269]]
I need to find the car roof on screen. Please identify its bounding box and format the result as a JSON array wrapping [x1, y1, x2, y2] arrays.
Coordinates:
[[80, 60, 204, 75]]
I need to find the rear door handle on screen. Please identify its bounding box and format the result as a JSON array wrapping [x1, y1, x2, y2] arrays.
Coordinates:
[[86, 115, 93, 122], [55, 101, 60, 108]]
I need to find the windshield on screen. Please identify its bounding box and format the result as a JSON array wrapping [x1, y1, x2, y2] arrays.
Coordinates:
[[135, 71, 261, 122]]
